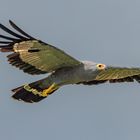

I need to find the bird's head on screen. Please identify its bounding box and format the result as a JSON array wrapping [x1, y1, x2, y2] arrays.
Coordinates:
[[82, 61, 106, 71]]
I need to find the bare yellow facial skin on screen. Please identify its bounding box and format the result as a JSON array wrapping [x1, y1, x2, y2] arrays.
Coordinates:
[[96, 64, 106, 70]]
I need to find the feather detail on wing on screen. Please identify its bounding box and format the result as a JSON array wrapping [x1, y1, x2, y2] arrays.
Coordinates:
[[0, 20, 81, 75], [78, 66, 140, 85], [96, 67, 140, 82]]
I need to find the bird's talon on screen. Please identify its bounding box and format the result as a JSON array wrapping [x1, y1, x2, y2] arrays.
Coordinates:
[[41, 83, 59, 97]]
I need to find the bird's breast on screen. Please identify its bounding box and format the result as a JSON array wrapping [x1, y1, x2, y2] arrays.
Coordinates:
[[51, 65, 99, 86]]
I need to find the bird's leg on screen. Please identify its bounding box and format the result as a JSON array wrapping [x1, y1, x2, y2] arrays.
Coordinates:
[[23, 83, 59, 97], [41, 83, 59, 97]]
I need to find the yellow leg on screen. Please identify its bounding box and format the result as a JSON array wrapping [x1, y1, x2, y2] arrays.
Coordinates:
[[41, 83, 59, 97], [24, 83, 59, 97]]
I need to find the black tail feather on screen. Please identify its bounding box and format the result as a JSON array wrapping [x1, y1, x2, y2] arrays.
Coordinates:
[[12, 82, 47, 103], [12, 87, 46, 103]]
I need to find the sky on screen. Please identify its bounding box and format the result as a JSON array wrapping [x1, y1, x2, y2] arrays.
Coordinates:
[[0, 0, 140, 140]]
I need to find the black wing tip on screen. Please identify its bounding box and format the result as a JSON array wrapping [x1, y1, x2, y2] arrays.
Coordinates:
[[0, 20, 37, 52], [9, 19, 13, 24], [9, 19, 17, 26], [0, 19, 12, 25], [0, 20, 35, 41], [8, 20, 18, 27], [8, 20, 35, 40]]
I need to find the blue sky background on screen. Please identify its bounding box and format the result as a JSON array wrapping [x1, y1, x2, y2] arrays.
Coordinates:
[[1, 0, 140, 140]]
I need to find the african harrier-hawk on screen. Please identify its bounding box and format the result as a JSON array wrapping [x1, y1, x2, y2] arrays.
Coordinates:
[[0, 20, 140, 103]]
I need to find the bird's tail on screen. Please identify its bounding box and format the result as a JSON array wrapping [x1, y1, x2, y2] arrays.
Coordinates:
[[12, 79, 59, 103]]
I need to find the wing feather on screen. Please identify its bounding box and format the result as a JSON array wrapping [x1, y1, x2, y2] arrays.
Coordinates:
[[9, 20, 35, 39], [96, 67, 140, 80], [0, 23, 26, 39], [0, 20, 81, 75], [79, 67, 140, 85]]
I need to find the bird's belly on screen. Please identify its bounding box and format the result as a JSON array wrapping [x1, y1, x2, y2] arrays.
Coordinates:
[[52, 67, 98, 86]]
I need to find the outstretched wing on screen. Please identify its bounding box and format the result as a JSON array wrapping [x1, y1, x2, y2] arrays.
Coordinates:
[[0, 20, 81, 75], [79, 66, 140, 85]]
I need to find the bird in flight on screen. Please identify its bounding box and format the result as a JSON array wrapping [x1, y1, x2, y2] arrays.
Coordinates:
[[0, 20, 140, 103]]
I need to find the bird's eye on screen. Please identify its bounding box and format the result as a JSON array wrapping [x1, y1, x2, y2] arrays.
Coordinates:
[[96, 64, 106, 70], [98, 64, 102, 68]]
